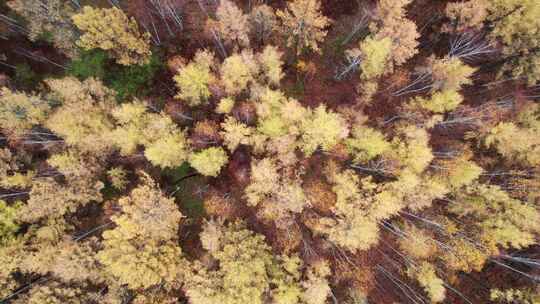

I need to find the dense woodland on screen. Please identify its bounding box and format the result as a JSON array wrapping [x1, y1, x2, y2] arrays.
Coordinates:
[[0, 0, 539, 303]]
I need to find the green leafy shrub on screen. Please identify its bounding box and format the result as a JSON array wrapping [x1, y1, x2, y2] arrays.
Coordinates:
[[105, 52, 162, 101], [14, 63, 39, 88], [67, 49, 108, 80], [66, 50, 162, 101]]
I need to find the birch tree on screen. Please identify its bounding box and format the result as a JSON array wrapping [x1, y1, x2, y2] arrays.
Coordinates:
[[372, 0, 419, 69], [72, 6, 152, 66], [7, 0, 78, 57], [174, 50, 216, 106], [0, 87, 49, 140], [208, 0, 250, 48], [487, 0, 540, 85], [183, 220, 304, 304], [276, 0, 331, 55]]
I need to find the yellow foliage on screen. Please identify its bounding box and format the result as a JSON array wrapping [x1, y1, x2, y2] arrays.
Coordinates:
[[1, 171, 34, 189], [220, 116, 254, 152], [327, 168, 362, 208], [110, 101, 149, 155], [401, 176, 449, 211], [259, 45, 284, 86], [145, 131, 190, 169], [107, 167, 128, 190], [398, 225, 438, 260], [359, 36, 392, 79], [450, 183, 540, 250], [302, 261, 331, 304], [184, 221, 303, 304], [0, 200, 21, 245], [212, 0, 250, 48], [410, 262, 446, 303], [277, 0, 331, 54], [112, 172, 183, 240], [20, 177, 103, 222], [265, 134, 300, 167], [244, 157, 309, 225], [72, 6, 151, 65], [390, 125, 433, 175], [272, 181, 310, 217], [445, 0, 488, 32], [47, 149, 102, 181], [443, 158, 483, 189], [431, 57, 476, 91], [245, 158, 280, 206], [0, 239, 22, 298], [417, 90, 464, 113], [491, 287, 540, 304], [16, 280, 91, 304], [487, 0, 540, 84], [174, 50, 216, 106], [98, 236, 185, 290], [133, 292, 179, 304], [299, 105, 349, 156], [249, 4, 278, 43], [7, 0, 78, 57], [370, 188, 403, 220], [111, 101, 190, 168], [189, 147, 229, 177], [314, 169, 383, 252], [216, 97, 235, 114], [0, 87, 49, 139], [317, 215, 380, 252], [221, 50, 258, 95], [45, 77, 115, 155], [345, 126, 391, 163], [372, 0, 419, 68], [484, 122, 540, 166], [358, 80, 379, 104], [48, 239, 103, 284], [254, 88, 306, 139], [97, 174, 186, 289], [440, 237, 490, 273]]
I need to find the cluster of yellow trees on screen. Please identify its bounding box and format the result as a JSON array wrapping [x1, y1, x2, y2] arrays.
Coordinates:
[[1, 0, 540, 303]]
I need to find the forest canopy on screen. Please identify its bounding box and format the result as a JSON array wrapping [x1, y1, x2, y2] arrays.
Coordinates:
[[0, 0, 539, 303]]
